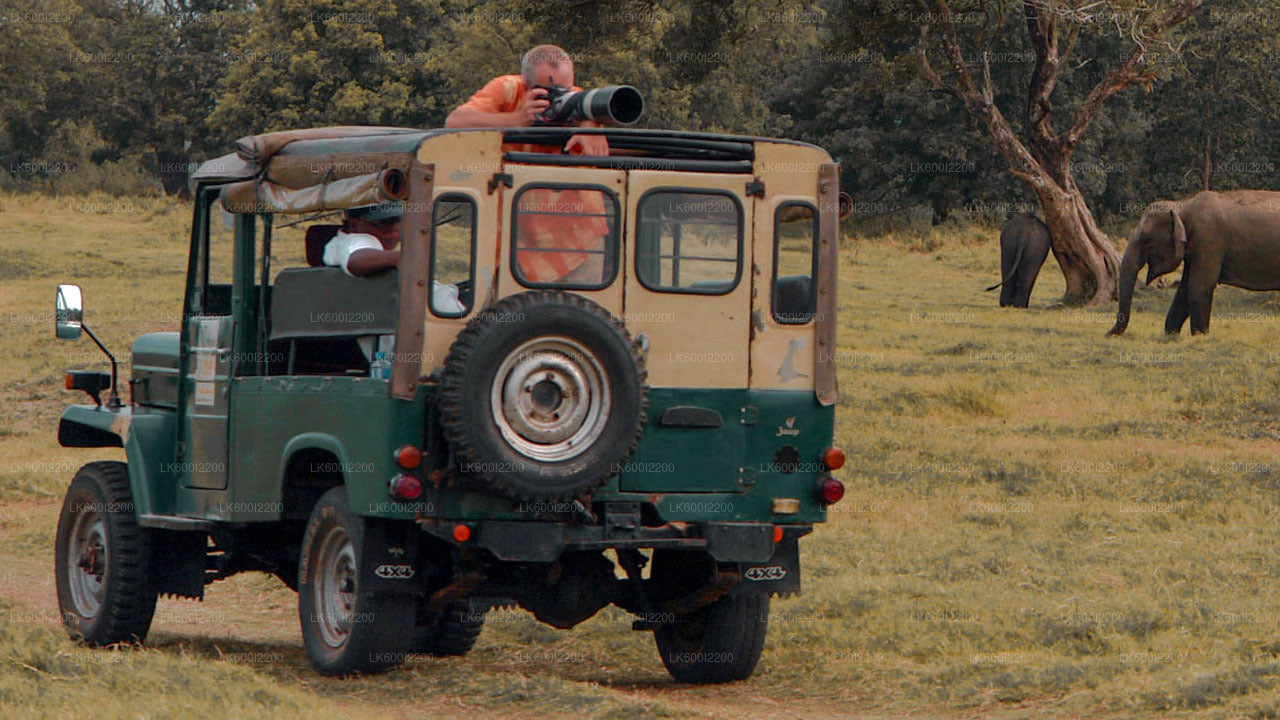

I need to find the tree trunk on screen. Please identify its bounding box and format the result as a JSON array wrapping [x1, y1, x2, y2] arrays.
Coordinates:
[[1032, 180, 1119, 306], [1202, 132, 1212, 191]]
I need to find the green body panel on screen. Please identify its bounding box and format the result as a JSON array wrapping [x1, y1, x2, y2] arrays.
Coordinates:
[[130, 332, 180, 407], [58, 404, 179, 518], [225, 376, 428, 522], [617, 388, 745, 492], [433, 388, 834, 525]]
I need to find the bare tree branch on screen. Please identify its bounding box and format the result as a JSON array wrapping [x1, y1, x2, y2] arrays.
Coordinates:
[[1063, 0, 1205, 148], [918, 0, 1044, 185], [1024, 0, 1061, 149]]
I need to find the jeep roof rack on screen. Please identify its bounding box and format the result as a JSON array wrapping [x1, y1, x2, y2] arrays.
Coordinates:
[[189, 126, 828, 194]]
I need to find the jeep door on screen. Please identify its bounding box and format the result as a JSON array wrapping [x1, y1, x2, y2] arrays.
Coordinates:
[[177, 191, 252, 492], [619, 171, 753, 492]]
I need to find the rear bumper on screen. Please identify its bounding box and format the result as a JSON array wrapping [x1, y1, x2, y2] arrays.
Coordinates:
[[415, 517, 811, 563]]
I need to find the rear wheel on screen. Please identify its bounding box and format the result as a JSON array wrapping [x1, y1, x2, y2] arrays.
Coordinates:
[[55, 461, 157, 646], [655, 593, 770, 684], [299, 487, 414, 676], [409, 599, 484, 656], [650, 549, 769, 684]]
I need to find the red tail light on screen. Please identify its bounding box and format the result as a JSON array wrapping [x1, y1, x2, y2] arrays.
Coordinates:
[[65, 373, 75, 390], [816, 476, 844, 504], [388, 474, 422, 501], [394, 445, 422, 469], [823, 447, 846, 470]]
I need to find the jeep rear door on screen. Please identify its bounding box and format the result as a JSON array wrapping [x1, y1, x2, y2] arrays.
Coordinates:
[[619, 171, 753, 492]]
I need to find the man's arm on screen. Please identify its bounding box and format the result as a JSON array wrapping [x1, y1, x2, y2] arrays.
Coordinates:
[[446, 79, 550, 128], [445, 106, 523, 128], [345, 249, 400, 277], [565, 120, 609, 156]]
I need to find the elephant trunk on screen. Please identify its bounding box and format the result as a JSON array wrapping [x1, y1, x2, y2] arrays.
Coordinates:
[[1107, 242, 1143, 336]]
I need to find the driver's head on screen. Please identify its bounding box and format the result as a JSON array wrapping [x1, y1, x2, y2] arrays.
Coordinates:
[[521, 44, 573, 88], [344, 202, 403, 249]]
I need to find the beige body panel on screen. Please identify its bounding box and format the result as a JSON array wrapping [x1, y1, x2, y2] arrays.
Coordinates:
[[748, 142, 834, 393], [623, 170, 753, 388], [408, 131, 833, 395], [416, 132, 504, 374]]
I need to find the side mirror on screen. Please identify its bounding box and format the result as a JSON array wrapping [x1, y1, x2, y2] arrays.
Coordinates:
[[56, 284, 84, 340]]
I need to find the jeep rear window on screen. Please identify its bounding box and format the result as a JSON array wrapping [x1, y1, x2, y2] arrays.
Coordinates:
[[635, 190, 742, 295], [772, 202, 819, 324], [512, 184, 618, 289]]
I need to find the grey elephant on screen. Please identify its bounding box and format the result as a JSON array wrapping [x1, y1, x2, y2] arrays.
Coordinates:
[[1108, 190, 1280, 336], [986, 213, 1052, 308]]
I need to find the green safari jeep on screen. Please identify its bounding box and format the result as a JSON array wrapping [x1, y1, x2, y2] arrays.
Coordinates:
[[52, 125, 847, 681]]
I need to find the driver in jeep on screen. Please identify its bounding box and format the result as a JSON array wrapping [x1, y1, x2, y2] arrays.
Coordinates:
[[322, 201, 465, 313], [446, 44, 611, 285]]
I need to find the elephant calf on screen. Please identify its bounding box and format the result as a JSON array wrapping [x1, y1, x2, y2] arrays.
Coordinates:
[[1108, 190, 1280, 336], [986, 213, 1052, 308]]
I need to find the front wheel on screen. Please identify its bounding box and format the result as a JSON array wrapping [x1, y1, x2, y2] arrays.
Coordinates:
[[55, 461, 157, 646], [298, 487, 414, 676]]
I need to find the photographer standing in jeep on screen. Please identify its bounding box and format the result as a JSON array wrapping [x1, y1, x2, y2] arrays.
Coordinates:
[[445, 44, 610, 157], [447, 44, 613, 284]]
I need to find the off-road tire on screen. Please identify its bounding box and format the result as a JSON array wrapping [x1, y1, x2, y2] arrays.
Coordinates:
[[55, 461, 158, 646], [298, 487, 415, 676], [439, 291, 647, 502], [409, 599, 484, 656], [654, 593, 770, 684], [650, 549, 769, 684]]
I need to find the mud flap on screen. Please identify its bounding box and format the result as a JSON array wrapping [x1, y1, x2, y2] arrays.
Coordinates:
[[357, 518, 427, 598], [730, 536, 801, 597], [150, 530, 207, 599]]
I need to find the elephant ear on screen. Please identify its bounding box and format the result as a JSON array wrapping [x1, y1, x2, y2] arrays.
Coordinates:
[[1170, 208, 1187, 244], [1170, 208, 1187, 261]]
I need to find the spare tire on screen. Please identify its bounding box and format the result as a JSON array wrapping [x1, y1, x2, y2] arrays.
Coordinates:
[[439, 291, 647, 502]]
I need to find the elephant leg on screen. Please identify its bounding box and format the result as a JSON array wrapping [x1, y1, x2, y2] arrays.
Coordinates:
[[1014, 271, 1035, 308], [1016, 255, 1046, 309], [1188, 284, 1215, 334], [1164, 281, 1190, 335]]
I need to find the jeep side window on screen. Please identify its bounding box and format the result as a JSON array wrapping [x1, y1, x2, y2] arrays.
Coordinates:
[[430, 195, 476, 317], [772, 202, 819, 324], [635, 190, 742, 295], [512, 184, 618, 289]]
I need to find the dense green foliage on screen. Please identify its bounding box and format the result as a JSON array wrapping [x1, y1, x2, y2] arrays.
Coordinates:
[[2, 0, 1277, 220]]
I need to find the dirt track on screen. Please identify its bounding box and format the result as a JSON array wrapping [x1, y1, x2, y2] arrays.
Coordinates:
[[0, 499, 1093, 720]]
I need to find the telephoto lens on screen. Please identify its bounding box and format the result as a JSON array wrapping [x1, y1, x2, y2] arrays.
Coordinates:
[[576, 86, 644, 125], [536, 85, 644, 126]]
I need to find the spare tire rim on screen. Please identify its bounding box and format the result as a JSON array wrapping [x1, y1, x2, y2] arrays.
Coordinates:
[[491, 336, 611, 463], [68, 507, 107, 619], [313, 524, 357, 648]]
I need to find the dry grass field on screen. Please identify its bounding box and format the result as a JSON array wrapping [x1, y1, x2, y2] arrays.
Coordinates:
[[3, 191, 1280, 719]]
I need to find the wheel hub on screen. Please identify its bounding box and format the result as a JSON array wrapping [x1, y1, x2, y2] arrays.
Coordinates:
[[491, 336, 611, 463], [67, 509, 107, 619], [312, 525, 357, 649]]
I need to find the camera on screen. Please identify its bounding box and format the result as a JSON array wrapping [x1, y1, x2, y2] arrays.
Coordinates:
[[532, 84, 644, 126]]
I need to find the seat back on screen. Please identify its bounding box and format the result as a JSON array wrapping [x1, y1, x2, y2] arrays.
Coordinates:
[[773, 274, 813, 321], [270, 267, 399, 341], [304, 225, 342, 267]]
